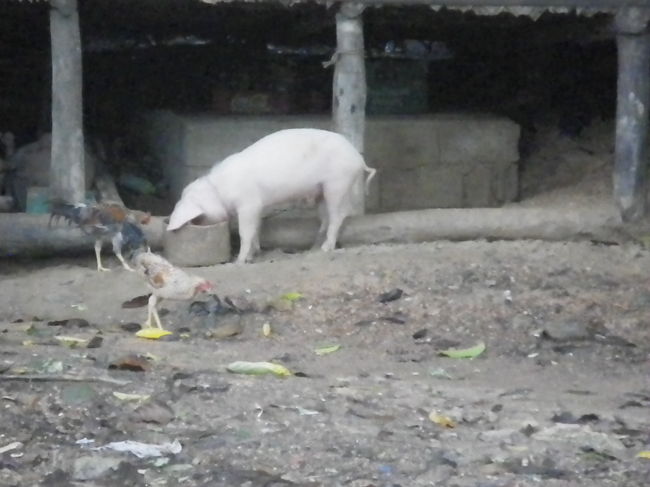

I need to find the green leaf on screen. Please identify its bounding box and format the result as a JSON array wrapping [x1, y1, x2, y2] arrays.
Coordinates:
[[281, 292, 304, 302], [314, 344, 341, 356], [55, 336, 88, 348], [226, 361, 292, 377], [439, 341, 486, 359]]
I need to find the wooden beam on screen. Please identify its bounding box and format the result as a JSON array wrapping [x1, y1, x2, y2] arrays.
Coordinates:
[[613, 8, 650, 222], [50, 0, 85, 204], [258, 204, 625, 251], [0, 214, 164, 258], [317, 0, 650, 7], [332, 3, 367, 215]]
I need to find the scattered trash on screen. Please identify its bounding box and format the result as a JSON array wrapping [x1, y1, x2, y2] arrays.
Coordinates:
[[113, 392, 151, 403], [314, 344, 341, 356], [429, 411, 456, 428], [0, 441, 23, 455], [429, 368, 453, 380], [55, 336, 89, 348], [136, 328, 172, 340], [70, 303, 88, 311], [295, 406, 320, 416], [121, 294, 151, 309], [108, 355, 151, 372], [378, 288, 403, 303], [262, 323, 272, 337], [226, 361, 292, 377], [92, 439, 182, 459], [439, 341, 486, 359], [637, 451, 650, 459], [75, 438, 95, 445], [41, 359, 65, 374]]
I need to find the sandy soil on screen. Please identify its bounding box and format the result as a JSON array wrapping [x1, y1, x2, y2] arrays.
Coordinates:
[[0, 121, 649, 486]]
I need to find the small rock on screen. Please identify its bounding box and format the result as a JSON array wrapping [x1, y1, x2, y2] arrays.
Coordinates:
[[73, 455, 122, 481], [86, 335, 103, 349], [132, 399, 175, 425], [120, 322, 142, 333], [412, 329, 428, 340], [378, 288, 403, 303], [205, 316, 243, 339], [541, 320, 593, 341]]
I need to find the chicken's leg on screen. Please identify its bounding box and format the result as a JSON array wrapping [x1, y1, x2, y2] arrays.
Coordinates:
[[111, 234, 135, 271], [95, 240, 110, 272], [116, 251, 135, 272], [144, 294, 164, 329]]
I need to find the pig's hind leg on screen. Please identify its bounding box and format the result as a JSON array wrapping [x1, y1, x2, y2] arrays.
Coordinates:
[[312, 198, 328, 249], [320, 184, 351, 252], [236, 205, 263, 264]]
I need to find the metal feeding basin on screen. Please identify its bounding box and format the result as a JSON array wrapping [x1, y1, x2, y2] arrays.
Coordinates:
[[163, 218, 231, 266]]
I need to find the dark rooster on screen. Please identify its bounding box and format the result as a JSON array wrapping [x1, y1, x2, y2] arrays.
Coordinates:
[[49, 199, 151, 272]]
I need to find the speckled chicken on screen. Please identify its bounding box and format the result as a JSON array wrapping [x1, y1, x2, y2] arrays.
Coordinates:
[[49, 199, 150, 272], [132, 250, 214, 329]]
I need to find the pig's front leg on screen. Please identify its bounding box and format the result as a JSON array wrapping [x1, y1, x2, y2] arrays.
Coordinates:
[[236, 205, 262, 264]]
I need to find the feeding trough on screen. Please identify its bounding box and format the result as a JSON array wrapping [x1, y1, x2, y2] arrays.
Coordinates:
[[163, 218, 231, 266]]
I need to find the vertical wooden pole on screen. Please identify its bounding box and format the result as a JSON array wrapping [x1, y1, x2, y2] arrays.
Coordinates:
[[50, 0, 85, 204], [613, 8, 650, 222], [333, 3, 366, 215]]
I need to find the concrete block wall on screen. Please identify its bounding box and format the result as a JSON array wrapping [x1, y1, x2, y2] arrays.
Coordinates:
[[143, 112, 520, 212]]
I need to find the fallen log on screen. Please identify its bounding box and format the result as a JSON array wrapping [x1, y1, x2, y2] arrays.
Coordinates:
[[0, 214, 165, 258], [260, 203, 629, 250], [0, 203, 638, 259]]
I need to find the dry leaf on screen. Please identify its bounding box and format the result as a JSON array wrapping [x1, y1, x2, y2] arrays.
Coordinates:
[[429, 411, 456, 428]]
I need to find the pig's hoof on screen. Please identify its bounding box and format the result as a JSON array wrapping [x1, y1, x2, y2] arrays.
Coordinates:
[[321, 242, 336, 252]]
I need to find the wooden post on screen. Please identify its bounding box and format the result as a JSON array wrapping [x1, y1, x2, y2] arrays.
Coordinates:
[[332, 3, 367, 215], [50, 0, 85, 204], [613, 8, 650, 222]]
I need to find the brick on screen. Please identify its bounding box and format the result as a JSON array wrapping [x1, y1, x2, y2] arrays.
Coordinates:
[[437, 115, 520, 165], [380, 166, 463, 210]]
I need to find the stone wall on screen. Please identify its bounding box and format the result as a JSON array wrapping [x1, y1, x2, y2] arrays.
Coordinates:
[[142, 112, 520, 212]]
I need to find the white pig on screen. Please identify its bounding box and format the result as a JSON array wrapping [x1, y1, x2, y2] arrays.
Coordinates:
[[167, 128, 376, 263]]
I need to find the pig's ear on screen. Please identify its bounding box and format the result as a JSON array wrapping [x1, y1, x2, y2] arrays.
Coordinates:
[[167, 200, 203, 231]]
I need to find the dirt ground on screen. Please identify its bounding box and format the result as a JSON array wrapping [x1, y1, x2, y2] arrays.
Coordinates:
[[1, 121, 650, 486]]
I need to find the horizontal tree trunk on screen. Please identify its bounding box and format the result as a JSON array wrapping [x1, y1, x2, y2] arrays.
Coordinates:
[[0, 204, 631, 259], [0, 214, 165, 258], [260, 204, 626, 250]]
